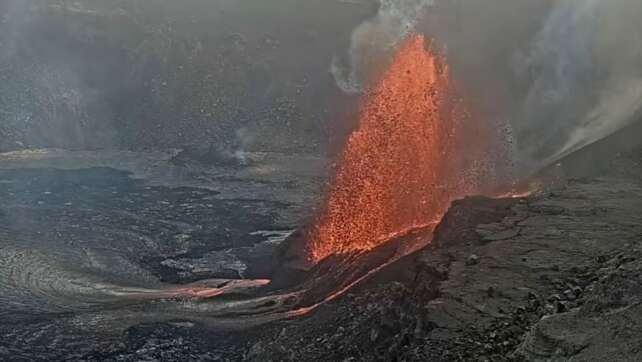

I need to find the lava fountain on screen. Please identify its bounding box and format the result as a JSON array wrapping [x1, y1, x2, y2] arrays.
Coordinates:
[[307, 34, 508, 263]]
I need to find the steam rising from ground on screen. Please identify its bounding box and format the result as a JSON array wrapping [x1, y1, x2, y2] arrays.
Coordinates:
[[335, 0, 642, 174], [2, 1, 641, 175], [514, 0, 642, 169]]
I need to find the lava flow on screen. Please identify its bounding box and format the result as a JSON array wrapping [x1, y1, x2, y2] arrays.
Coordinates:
[[307, 34, 506, 263]]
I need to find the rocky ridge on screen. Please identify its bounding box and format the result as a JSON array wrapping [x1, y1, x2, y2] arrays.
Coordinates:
[[244, 174, 642, 361]]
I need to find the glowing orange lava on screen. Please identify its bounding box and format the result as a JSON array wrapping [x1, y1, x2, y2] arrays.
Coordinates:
[[308, 34, 507, 263]]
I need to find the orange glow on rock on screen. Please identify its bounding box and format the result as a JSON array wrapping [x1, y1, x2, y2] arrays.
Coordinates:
[[307, 34, 506, 263]]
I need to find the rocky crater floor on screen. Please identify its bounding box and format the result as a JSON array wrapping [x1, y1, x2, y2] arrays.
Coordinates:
[[242, 151, 642, 361], [1, 148, 642, 361]]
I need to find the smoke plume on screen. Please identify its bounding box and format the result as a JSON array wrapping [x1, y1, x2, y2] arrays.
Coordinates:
[[331, 0, 434, 94], [358, 0, 642, 174], [513, 0, 642, 169]]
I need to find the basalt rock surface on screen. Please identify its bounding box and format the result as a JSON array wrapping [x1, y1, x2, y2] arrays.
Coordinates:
[[3, 150, 642, 361], [2, 151, 642, 361], [243, 160, 642, 361]]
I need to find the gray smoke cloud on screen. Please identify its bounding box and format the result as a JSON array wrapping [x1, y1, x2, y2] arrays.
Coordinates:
[[331, 0, 434, 94], [3, 0, 640, 174], [513, 0, 642, 169], [342, 0, 642, 175]]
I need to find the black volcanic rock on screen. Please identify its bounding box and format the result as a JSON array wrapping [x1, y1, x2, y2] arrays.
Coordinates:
[[240, 154, 642, 361]]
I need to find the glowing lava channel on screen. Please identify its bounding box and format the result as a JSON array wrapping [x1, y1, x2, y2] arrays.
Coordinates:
[[308, 34, 505, 263]]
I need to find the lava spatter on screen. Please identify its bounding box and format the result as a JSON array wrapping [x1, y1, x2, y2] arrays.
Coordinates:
[[308, 34, 504, 263]]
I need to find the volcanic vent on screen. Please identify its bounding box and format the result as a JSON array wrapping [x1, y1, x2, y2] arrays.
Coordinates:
[[307, 34, 508, 263]]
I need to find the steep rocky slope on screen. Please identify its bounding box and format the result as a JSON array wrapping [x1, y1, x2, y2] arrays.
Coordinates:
[[0, 0, 374, 153]]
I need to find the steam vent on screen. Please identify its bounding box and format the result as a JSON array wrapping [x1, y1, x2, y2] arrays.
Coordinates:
[[1, 1, 642, 361]]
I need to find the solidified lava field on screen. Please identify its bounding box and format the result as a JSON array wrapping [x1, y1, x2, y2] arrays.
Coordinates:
[[4, 140, 642, 362], [0, 150, 324, 359]]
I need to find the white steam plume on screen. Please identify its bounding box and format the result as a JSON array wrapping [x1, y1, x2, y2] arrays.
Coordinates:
[[514, 0, 642, 169], [331, 0, 434, 94]]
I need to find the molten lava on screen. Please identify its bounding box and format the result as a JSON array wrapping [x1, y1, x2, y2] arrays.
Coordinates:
[[308, 34, 506, 263]]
